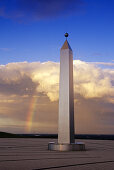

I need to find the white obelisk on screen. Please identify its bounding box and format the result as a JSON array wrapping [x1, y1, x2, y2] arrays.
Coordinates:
[[58, 37, 75, 144], [48, 33, 85, 151]]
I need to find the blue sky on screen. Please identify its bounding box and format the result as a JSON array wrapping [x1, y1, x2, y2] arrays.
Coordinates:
[[0, 0, 114, 64]]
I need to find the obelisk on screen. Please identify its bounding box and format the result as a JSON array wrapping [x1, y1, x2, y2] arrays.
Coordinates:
[[58, 33, 75, 144], [48, 33, 85, 151]]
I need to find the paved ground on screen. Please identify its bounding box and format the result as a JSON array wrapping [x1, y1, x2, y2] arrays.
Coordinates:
[[0, 138, 114, 170]]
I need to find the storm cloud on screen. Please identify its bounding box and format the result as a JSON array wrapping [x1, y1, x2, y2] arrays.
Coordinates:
[[0, 60, 114, 134], [0, 0, 84, 21]]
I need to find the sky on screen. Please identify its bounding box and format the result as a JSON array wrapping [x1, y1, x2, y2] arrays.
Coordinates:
[[0, 0, 114, 134]]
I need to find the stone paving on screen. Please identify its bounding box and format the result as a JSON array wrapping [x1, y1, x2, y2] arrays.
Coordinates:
[[0, 138, 114, 170]]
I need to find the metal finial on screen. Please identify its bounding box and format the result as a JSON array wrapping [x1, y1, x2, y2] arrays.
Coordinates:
[[64, 33, 69, 39]]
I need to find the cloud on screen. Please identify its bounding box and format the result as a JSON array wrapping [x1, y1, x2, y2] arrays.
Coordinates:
[[0, 0, 84, 21], [90, 52, 103, 57], [73, 60, 114, 100], [0, 48, 15, 52], [0, 60, 114, 134], [0, 48, 12, 52], [89, 62, 114, 66], [0, 60, 114, 101]]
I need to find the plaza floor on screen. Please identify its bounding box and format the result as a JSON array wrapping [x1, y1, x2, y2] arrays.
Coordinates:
[[0, 138, 114, 170]]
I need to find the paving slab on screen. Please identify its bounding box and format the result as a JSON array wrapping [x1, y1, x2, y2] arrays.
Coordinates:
[[0, 138, 114, 170]]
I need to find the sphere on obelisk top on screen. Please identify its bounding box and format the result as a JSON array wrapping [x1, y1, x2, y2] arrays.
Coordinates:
[[64, 32, 69, 38]]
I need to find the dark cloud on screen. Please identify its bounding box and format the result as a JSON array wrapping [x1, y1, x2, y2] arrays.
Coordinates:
[[0, 0, 84, 21], [0, 74, 37, 96], [0, 61, 114, 134], [74, 95, 114, 134]]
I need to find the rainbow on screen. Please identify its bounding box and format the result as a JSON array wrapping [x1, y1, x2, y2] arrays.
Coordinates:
[[26, 96, 38, 132]]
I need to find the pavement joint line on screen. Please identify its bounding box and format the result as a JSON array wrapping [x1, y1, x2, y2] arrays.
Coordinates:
[[33, 160, 114, 170], [0, 156, 101, 162], [0, 155, 99, 158], [0, 145, 47, 149]]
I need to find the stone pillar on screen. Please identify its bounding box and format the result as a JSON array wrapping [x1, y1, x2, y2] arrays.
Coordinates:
[[58, 40, 75, 144]]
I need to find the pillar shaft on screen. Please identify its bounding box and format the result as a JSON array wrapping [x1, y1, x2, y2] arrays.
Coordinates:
[[58, 46, 75, 144]]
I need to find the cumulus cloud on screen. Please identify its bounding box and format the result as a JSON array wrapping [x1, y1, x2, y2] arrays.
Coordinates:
[[0, 0, 84, 21], [0, 60, 114, 134], [73, 60, 114, 100], [0, 60, 114, 101]]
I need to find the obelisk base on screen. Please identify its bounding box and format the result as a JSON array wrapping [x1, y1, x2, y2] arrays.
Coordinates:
[[48, 142, 85, 151]]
